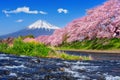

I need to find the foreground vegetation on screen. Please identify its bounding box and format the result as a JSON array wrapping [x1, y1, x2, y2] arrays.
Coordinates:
[[1, 37, 119, 60], [0, 37, 90, 60], [58, 38, 120, 51]]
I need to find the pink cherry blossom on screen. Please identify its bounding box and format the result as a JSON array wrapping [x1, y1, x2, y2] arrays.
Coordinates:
[[23, 38, 36, 43], [35, 0, 120, 46]]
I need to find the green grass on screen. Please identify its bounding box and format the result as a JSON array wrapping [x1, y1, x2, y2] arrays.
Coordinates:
[[59, 53, 90, 60], [0, 43, 8, 52], [0, 37, 91, 60], [6, 38, 52, 57], [58, 38, 120, 50], [47, 51, 91, 60]]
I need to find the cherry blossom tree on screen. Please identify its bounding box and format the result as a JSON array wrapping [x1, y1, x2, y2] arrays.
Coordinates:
[[35, 0, 120, 46]]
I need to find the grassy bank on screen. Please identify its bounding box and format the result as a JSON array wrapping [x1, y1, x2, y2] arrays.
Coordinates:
[[0, 38, 90, 60], [57, 38, 120, 53], [55, 48, 120, 54]]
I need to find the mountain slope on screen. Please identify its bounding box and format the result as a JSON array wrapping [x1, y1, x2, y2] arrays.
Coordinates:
[[28, 20, 59, 30], [0, 20, 60, 39], [36, 0, 120, 46]]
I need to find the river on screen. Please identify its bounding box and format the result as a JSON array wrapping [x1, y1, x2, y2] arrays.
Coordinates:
[[0, 52, 120, 80]]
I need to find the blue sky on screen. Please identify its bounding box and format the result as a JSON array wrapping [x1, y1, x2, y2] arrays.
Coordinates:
[[0, 0, 107, 35]]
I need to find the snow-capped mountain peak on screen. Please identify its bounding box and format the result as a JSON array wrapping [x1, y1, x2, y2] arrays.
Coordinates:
[[28, 20, 60, 30]]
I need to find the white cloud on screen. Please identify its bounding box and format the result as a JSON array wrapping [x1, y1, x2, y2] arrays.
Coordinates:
[[2, 6, 47, 16], [39, 11, 47, 14], [5, 14, 10, 17], [57, 8, 68, 14], [16, 19, 24, 23]]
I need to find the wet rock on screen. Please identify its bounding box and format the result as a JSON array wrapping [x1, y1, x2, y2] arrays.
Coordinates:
[[59, 68, 65, 71], [0, 69, 10, 75], [78, 68, 86, 73], [30, 59, 40, 63]]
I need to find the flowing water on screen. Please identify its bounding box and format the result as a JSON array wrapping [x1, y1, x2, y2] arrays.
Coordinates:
[[0, 52, 120, 80]]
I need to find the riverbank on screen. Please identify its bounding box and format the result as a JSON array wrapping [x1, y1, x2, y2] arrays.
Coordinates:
[[0, 38, 91, 60], [56, 38, 120, 54], [56, 48, 120, 54]]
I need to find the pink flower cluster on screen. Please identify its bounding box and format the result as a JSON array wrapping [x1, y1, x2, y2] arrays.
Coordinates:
[[23, 38, 36, 43], [35, 0, 120, 46], [36, 29, 65, 46]]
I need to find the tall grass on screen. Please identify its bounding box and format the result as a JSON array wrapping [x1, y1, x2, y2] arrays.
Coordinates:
[[1, 38, 52, 57]]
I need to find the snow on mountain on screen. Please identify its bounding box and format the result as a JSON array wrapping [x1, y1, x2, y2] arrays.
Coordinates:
[[28, 20, 60, 30], [0, 20, 60, 39]]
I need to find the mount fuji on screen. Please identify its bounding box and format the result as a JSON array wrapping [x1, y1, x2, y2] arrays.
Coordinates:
[[0, 20, 60, 39]]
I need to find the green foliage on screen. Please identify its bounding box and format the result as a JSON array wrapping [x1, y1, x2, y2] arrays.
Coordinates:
[[0, 37, 91, 60], [1, 37, 52, 57], [59, 38, 120, 50], [0, 43, 8, 52], [48, 52, 91, 60], [59, 53, 90, 60], [19, 34, 34, 39]]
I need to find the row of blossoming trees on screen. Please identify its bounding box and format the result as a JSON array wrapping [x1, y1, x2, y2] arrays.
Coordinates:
[[35, 0, 120, 46]]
